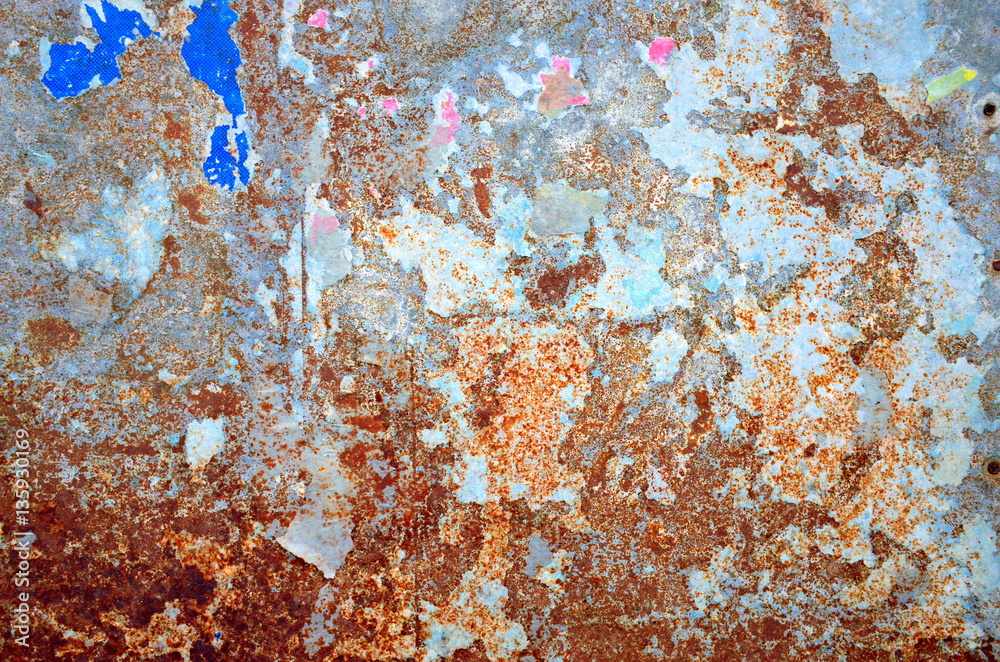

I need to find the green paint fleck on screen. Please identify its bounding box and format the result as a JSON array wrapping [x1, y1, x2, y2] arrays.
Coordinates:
[[926, 67, 978, 104]]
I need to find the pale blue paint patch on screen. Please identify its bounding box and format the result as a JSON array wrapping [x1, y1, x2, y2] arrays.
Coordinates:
[[494, 189, 534, 257], [895, 162, 999, 341], [641, 127, 773, 198], [424, 620, 475, 660], [568, 220, 690, 319], [455, 454, 489, 504], [826, 0, 940, 89], [477, 579, 509, 609], [41, 0, 157, 99], [623, 232, 671, 309], [702, 264, 746, 294], [950, 516, 1000, 601], [524, 532, 553, 577], [185, 417, 227, 471], [719, 180, 824, 276], [380, 203, 521, 317], [497, 64, 537, 99], [419, 426, 449, 447], [53, 168, 172, 303]]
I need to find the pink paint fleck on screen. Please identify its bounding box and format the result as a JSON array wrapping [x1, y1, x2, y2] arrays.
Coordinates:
[[428, 92, 461, 148], [307, 9, 328, 28], [552, 57, 573, 75], [310, 213, 340, 242], [368, 186, 377, 195], [649, 37, 675, 66], [382, 98, 399, 113], [551, 56, 572, 74], [368, 59, 375, 70], [357, 106, 367, 118]]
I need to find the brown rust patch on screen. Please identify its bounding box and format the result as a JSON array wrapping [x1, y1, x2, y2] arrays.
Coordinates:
[[442, 319, 594, 506], [23, 181, 44, 219], [526, 254, 605, 309], [185, 382, 245, 419], [177, 186, 210, 226], [838, 230, 919, 364], [779, 0, 928, 166], [471, 163, 493, 218], [344, 414, 389, 434], [683, 389, 714, 453], [163, 113, 188, 142], [26, 315, 81, 362]]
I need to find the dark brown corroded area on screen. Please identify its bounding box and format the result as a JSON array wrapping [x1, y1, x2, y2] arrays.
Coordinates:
[[2, 0, 1000, 660]]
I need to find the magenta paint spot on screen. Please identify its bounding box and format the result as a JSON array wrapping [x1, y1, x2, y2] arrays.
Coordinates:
[[307, 9, 328, 28], [368, 186, 377, 195], [357, 106, 367, 118], [649, 37, 675, 65], [382, 98, 399, 113], [551, 56, 572, 74], [428, 91, 461, 147], [310, 213, 340, 241], [368, 59, 375, 70], [568, 94, 590, 106]]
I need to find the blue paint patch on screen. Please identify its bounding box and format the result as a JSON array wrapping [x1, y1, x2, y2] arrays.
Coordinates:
[[204, 124, 250, 189], [41, 0, 157, 99], [180, 0, 253, 190]]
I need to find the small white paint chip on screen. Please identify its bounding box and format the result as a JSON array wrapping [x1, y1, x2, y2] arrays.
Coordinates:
[[648, 327, 688, 382], [184, 418, 226, 471], [277, 513, 354, 579], [455, 454, 489, 504], [496, 64, 537, 99]]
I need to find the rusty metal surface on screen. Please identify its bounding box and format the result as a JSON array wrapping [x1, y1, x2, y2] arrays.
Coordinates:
[[2, 0, 1000, 660]]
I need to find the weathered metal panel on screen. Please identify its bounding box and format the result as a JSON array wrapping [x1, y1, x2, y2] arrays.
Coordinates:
[[2, 0, 999, 659]]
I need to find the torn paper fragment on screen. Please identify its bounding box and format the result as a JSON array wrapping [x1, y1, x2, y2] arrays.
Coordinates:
[[536, 57, 590, 118], [277, 513, 354, 579], [185, 417, 226, 471], [530, 184, 607, 237]]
